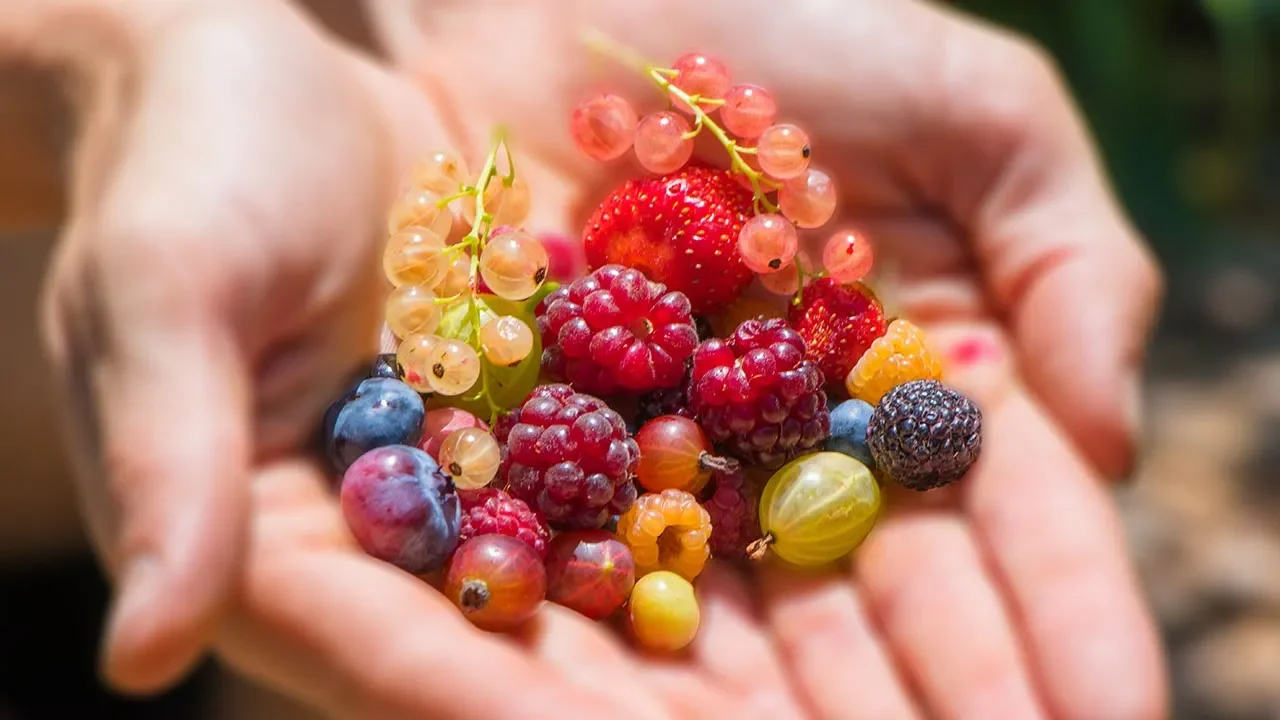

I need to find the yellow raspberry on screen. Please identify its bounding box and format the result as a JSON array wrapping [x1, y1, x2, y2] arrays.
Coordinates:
[[616, 489, 712, 581], [845, 319, 943, 404]]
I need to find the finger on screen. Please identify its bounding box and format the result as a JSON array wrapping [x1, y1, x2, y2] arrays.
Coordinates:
[[760, 562, 920, 720], [857, 514, 1048, 720], [220, 461, 623, 720], [691, 564, 808, 717], [93, 309, 251, 693], [963, 389, 1168, 720]]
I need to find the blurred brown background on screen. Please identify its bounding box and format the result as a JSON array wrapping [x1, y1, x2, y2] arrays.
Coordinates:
[[0, 1, 1277, 718]]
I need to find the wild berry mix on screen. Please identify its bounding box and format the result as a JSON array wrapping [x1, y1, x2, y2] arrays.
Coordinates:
[[322, 42, 982, 649]]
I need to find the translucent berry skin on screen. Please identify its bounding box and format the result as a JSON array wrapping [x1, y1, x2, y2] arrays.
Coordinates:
[[413, 150, 470, 196], [634, 112, 695, 174], [384, 227, 448, 288], [757, 124, 811, 180], [826, 398, 876, 468], [386, 284, 442, 339], [702, 468, 761, 560], [616, 489, 712, 580], [629, 571, 700, 652], [438, 428, 501, 490], [721, 84, 777, 139], [759, 452, 880, 566], [689, 318, 831, 468], [425, 338, 481, 396], [388, 188, 455, 238], [544, 530, 635, 620], [419, 407, 487, 460], [779, 168, 837, 229], [340, 445, 460, 574], [536, 265, 699, 395], [669, 53, 732, 113], [846, 318, 943, 404], [737, 214, 799, 273], [397, 333, 440, 393], [480, 230, 549, 302], [572, 94, 640, 161], [789, 278, 887, 388], [438, 254, 471, 297], [444, 534, 546, 631], [458, 488, 551, 558], [823, 229, 875, 284], [462, 175, 531, 228], [634, 415, 727, 494], [480, 315, 534, 367], [501, 384, 639, 529], [323, 378, 425, 474]]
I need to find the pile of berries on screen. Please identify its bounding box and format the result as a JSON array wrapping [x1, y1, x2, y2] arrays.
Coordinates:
[[324, 45, 983, 651]]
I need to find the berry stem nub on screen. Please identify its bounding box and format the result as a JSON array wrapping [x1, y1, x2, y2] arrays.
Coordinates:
[[697, 452, 741, 475], [459, 580, 491, 612], [745, 532, 775, 561]]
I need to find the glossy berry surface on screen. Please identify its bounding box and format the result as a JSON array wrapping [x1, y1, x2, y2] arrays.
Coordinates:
[[479, 230, 549, 301], [424, 338, 481, 396], [419, 407, 486, 460], [383, 227, 448, 288], [444, 534, 546, 631], [823, 229, 875, 284], [669, 52, 732, 113], [438, 428, 501, 490], [634, 415, 737, 493], [340, 445, 460, 574], [737, 214, 798, 273], [571, 94, 639, 161], [867, 380, 982, 491], [629, 571, 700, 652], [458, 488, 551, 558], [387, 188, 455, 238], [846, 318, 943, 404], [536, 265, 699, 395], [702, 468, 761, 560], [721, 84, 777, 139], [615, 489, 712, 580], [827, 398, 876, 468], [757, 124, 811, 180], [385, 284, 442, 339], [544, 530, 635, 620], [501, 384, 639, 529], [397, 333, 439, 393], [479, 315, 534, 367], [583, 165, 756, 314], [412, 150, 469, 195], [789, 278, 887, 388], [371, 353, 400, 379], [758, 452, 880, 566], [689, 318, 831, 468], [779, 168, 837, 228], [324, 377, 425, 474], [634, 112, 694, 174], [634, 369, 694, 427]]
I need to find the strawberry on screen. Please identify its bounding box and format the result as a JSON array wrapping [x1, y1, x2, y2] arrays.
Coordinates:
[[788, 278, 888, 388], [583, 165, 755, 314]]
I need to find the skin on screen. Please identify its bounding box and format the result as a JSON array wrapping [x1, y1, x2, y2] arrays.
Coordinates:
[[7, 0, 1165, 717]]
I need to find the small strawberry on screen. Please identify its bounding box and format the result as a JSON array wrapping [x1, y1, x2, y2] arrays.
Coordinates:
[[788, 278, 888, 388], [583, 165, 755, 314]]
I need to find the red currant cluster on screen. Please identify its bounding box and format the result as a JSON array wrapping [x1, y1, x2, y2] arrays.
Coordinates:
[[324, 41, 984, 654]]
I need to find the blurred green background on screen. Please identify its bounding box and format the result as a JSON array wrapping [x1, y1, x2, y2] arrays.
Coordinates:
[[956, 1, 1280, 718]]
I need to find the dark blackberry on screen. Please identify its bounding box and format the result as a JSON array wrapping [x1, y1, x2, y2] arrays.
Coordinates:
[[866, 379, 982, 491]]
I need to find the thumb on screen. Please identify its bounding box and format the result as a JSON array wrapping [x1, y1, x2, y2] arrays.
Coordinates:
[[90, 294, 252, 693]]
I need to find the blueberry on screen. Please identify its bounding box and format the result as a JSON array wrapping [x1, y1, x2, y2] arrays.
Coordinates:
[[826, 398, 876, 468], [324, 377, 425, 474], [371, 353, 401, 379], [340, 445, 460, 573]]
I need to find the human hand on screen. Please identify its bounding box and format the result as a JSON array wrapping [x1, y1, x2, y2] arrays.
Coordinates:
[[371, 0, 1169, 717]]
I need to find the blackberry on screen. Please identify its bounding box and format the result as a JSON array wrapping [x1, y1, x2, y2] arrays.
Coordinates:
[[688, 318, 830, 468], [866, 380, 982, 491], [501, 384, 639, 529], [458, 488, 551, 559], [634, 361, 693, 426]]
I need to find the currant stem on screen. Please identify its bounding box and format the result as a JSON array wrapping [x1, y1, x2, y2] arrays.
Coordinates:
[[697, 452, 742, 475], [745, 532, 775, 562]]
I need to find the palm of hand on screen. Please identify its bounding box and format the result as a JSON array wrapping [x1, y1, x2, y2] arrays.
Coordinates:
[[50, 1, 1166, 718]]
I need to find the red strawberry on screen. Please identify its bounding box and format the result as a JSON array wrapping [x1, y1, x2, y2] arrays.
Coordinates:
[[789, 278, 888, 388], [583, 165, 755, 314]]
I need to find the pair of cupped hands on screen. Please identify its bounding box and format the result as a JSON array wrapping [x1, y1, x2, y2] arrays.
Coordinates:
[[34, 0, 1166, 717]]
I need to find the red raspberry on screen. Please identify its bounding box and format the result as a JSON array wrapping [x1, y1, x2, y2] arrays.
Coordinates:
[[536, 265, 699, 395], [458, 488, 551, 559], [789, 279, 887, 387], [702, 469, 761, 560], [583, 165, 755, 314], [689, 318, 830, 468], [500, 384, 639, 529]]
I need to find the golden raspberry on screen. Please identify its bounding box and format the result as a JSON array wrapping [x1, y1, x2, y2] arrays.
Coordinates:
[[845, 319, 943, 404], [616, 489, 712, 581]]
